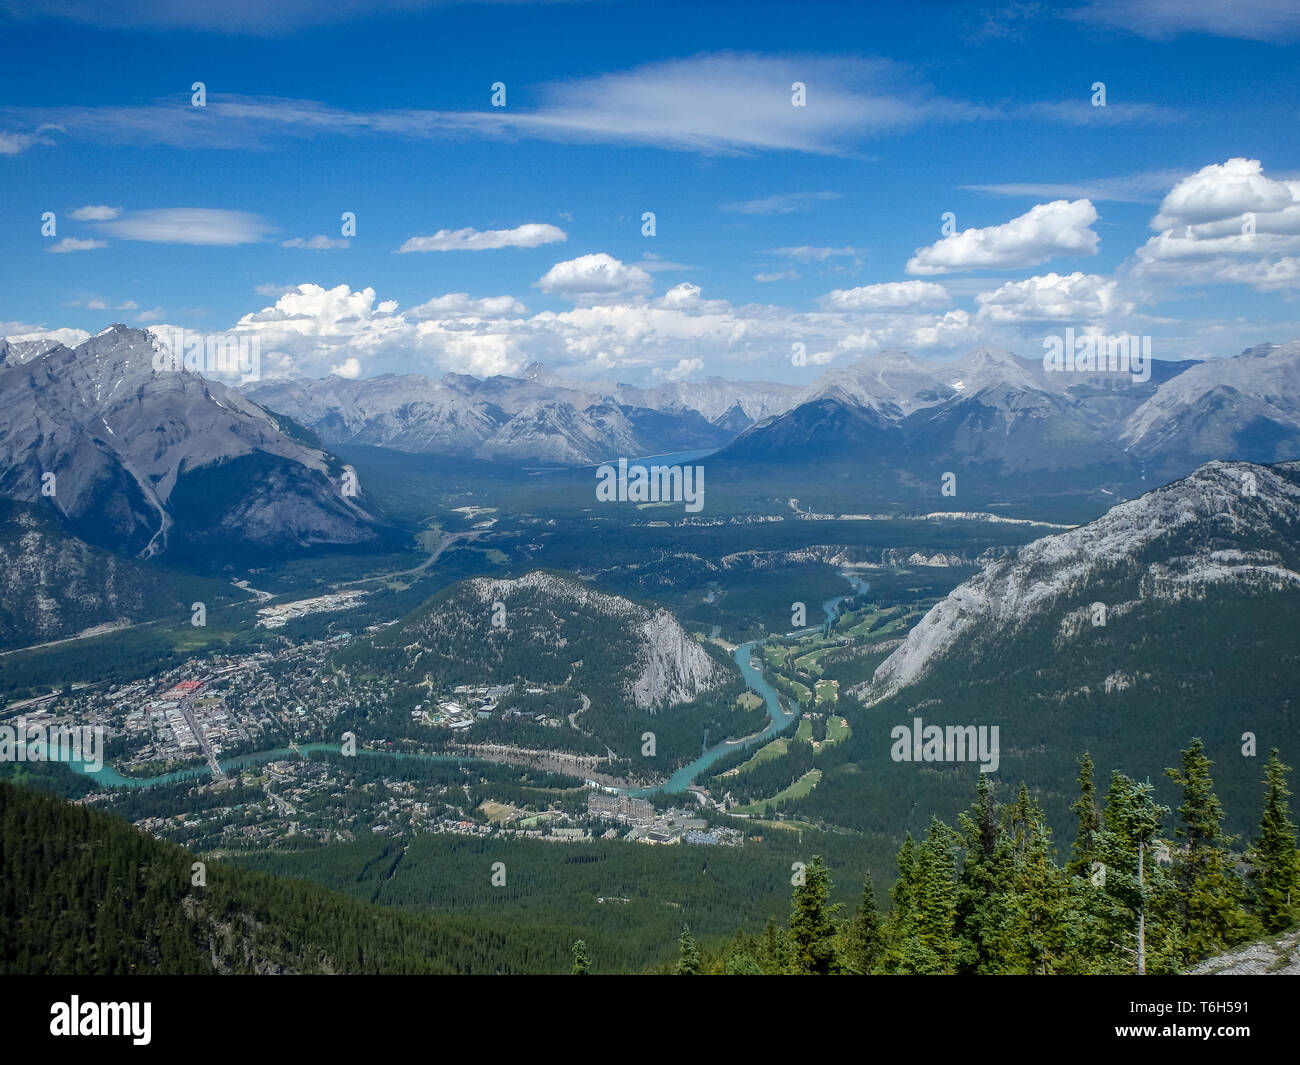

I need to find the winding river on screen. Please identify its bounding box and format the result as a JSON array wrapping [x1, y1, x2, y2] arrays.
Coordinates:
[[630, 569, 870, 796], [51, 571, 870, 796]]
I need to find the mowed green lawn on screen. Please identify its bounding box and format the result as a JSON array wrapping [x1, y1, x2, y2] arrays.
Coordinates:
[[731, 768, 823, 814]]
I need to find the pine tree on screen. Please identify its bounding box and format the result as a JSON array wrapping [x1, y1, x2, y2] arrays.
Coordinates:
[[755, 914, 791, 975], [878, 832, 917, 974], [1165, 738, 1250, 960], [996, 784, 1066, 974], [1068, 753, 1100, 877], [1096, 772, 1174, 973], [843, 870, 885, 974], [789, 854, 841, 975], [674, 925, 702, 975], [955, 774, 1005, 973], [892, 818, 959, 975], [1250, 749, 1299, 934], [570, 939, 590, 975]]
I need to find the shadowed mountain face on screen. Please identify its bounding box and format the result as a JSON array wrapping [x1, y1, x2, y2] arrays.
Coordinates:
[[717, 344, 1300, 496], [0, 500, 184, 650], [0, 325, 380, 560]]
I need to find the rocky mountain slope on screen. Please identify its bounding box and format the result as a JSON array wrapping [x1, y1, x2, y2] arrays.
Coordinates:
[[0, 326, 379, 559], [0, 500, 183, 650], [363, 570, 731, 710], [860, 459, 1300, 703]]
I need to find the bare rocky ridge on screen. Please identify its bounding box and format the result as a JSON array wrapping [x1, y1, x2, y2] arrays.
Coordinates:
[[458, 572, 729, 708], [1187, 930, 1300, 975], [860, 459, 1300, 703]]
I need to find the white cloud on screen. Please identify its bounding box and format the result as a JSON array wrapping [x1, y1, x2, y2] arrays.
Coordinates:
[[397, 223, 566, 253], [974, 272, 1133, 323], [409, 293, 527, 318], [283, 235, 350, 250], [0, 0, 474, 34], [906, 199, 1099, 274], [68, 204, 121, 221], [97, 208, 272, 245], [47, 237, 107, 253], [1152, 158, 1296, 229], [0, 55, 993, 158], [721, 191, 841, 215], [135, 306, 166, 322], [1, 325, 91, 347], [330, 357, 363, 379], [74, 297, 137, 311], [653, 358, 705, 382], [822, 281, 950, 310], [766, 245, 860, 263], [0, 130, 51, 154], [754, 270, 799, 282], [1071, 0, 1300, 41], [962, 169, 1189, 204], [1132, 159, 1300, 291], [536, 253, 653, 302]]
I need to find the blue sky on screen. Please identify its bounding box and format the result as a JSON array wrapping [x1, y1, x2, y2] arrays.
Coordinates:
[[2, 0, 1299, 384]]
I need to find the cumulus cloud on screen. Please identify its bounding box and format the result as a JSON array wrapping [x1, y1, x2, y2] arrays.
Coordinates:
[[974, 272, 1133, 323], [536, 253, 653, 302], [906, 199, 1099, 274], [1133, 159, 1300, 291], [47, 237, 107, 253], [96, 208, 272, 245], [1152, 158, 1296, 229], [283, 235, 350, 250], [397, 223, 566, 253], [653, 357, 705, 382], [330, 357, 362, 379], [68, 204, 121, 221], [822, 280, 950, 310]]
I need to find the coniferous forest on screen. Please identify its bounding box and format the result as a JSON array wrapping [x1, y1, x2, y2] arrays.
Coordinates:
[[3, 739, 1295, 975]]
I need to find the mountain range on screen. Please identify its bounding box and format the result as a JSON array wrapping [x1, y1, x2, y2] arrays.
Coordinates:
[[0, 325, 380, 560], [717, 345, 1300, 489], [241, 342, 1300, 492], [4, 324, 1300, 561], [244, 362, 801, 466]]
